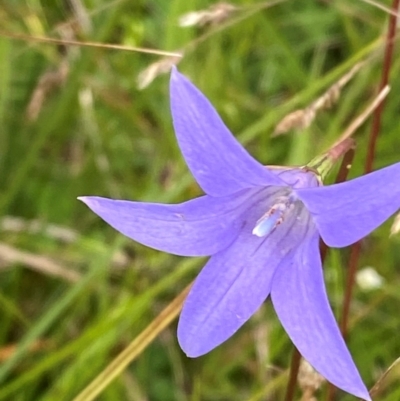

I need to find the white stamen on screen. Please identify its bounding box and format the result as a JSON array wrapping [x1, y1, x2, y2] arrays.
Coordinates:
[[252, 210, 282, 237], [252, 195, 297, 238]]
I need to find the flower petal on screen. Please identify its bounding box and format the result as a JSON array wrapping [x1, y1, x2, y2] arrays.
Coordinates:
[[78, 191, 254, 257], [296, 162, 400, 247], [271, 232, 371, 401], [170, 67, 283, 196], [178, 202, 307, 357]]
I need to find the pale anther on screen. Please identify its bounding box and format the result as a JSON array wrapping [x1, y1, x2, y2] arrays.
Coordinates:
[[252, 195, 296, 238]]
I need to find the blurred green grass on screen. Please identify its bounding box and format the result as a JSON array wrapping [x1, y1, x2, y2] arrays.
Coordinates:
[[0, 0, 400, 400]]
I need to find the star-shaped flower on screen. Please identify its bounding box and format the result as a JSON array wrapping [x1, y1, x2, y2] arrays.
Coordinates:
[[79, 68, 400, 400]]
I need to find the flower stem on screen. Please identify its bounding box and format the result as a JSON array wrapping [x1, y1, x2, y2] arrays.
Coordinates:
[[333, 146, 356, 185], [365, 0, 399, 174], [284, 349, 301, 401]]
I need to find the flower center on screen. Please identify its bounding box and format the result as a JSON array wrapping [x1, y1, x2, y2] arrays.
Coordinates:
[[252, 194, 297, 237]]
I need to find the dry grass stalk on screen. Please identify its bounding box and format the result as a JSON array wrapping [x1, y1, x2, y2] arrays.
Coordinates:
[[0, 242, 81, 283], [310, 85, 389, 180], [0, 216, 129, 269], [273, 62, 365, 136], [26, 60, 70, 121], [369, 356, 400, 398], [1, 216, 78, 242], [25, 22, 76, 121], [178, 3, 238, 28], [334, 85, 390, 145], [0, 30, 182, 58], [137, 55, 182, 90], [297, 358, 325, 401], [139, 1, 285, 89], [360, 0, 400, 18]]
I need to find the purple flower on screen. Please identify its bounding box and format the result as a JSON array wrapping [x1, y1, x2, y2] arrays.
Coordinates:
[[79, 68, 400, 400]]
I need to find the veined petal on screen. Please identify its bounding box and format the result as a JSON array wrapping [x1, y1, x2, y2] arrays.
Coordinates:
[[78, 191, 254, 257], [296, 162, 400, 247], [271, 232, 371, 401], [170, 67, 284, 197], [178, 202, 307, 357]]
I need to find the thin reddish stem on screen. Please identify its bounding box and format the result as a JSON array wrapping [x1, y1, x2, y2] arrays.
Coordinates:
[[365, 0, 399, 174], [334, 147, 356, 184], [285, 349, 301, 401]]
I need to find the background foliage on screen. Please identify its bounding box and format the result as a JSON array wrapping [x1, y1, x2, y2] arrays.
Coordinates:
[[0, 0, 399, 400]]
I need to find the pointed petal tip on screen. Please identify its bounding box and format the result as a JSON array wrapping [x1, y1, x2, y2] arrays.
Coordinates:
[[170, 65, 182, 84], [363, 393, 372, 401], [77, 196, 97, 207], [338, 382, 371, 401], [353, 388, 371, 401], [170, 66, 195, 96]]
